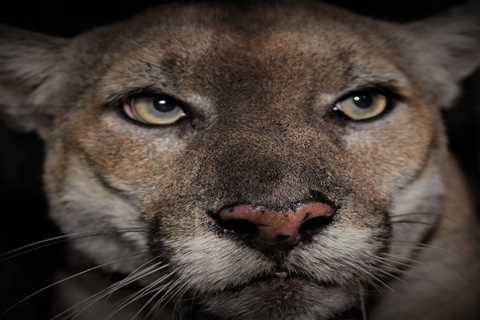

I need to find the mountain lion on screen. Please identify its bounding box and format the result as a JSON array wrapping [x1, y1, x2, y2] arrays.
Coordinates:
[[1, 1, 480, 319]]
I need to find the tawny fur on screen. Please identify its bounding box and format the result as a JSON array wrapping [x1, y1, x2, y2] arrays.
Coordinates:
[[0, 1, 479, 319]]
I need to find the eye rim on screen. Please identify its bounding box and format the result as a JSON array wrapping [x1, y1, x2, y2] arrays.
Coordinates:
[[331, 87, 398, 123], [122, 93, 191, 127]]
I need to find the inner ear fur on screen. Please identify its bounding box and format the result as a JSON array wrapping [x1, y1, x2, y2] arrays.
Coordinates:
[[0, 26, 68, 135], [401, 4, 480, 108]]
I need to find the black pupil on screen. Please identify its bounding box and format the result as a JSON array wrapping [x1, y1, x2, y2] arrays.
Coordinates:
[[352, 94, 373, 109], [153, 97, 176, 113]]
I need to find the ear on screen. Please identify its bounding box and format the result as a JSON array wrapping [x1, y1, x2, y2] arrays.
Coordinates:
[[402, 4, 480, 108], [0, 26, 68, 136]]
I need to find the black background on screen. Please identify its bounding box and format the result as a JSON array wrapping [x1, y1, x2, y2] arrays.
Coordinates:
[[0, 1, 479, 319]]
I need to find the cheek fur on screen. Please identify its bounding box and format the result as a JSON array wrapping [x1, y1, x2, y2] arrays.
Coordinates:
[[342, 104, 436, 198], [47, 153, 150, 273]]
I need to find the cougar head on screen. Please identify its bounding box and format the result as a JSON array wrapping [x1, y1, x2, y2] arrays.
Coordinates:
[[1, 1, 479, 319]]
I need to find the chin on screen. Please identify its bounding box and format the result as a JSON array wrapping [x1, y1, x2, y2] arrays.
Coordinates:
[[195, 278, 358, 320]]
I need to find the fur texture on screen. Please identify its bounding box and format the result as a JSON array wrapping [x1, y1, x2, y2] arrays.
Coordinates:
[[1, 1, 479, 319]]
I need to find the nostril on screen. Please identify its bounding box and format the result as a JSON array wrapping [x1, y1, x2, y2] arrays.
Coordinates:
[[211, 213, 259, 238], [276, 234, 291, 242], [298, 214, 334, 237]]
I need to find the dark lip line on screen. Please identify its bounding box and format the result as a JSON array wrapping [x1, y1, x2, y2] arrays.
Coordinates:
[[178, 297, 358, 320], [219, 270, 338, 293]]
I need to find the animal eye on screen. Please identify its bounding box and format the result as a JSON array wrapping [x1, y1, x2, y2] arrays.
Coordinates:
[[333, 92, 388, 121], [123, 95, 187, 126]]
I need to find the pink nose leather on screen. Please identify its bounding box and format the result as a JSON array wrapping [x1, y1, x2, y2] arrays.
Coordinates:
[[219, 202, 334, 243]]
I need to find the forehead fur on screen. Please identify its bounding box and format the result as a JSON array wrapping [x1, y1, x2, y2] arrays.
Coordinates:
[[73, 1, 411, 106]]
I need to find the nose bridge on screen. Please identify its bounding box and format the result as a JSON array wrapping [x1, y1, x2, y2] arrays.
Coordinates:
[[207, 102, 318, 201], [214, 105, 300, 161], [199, 63, 324, 203], [214, 142, 289, 190], [219, 105, 292, 139]]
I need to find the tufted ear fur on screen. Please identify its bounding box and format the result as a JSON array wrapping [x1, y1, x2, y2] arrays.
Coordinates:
[[0, 26, 68, 136], [401, 4, 480, 108]]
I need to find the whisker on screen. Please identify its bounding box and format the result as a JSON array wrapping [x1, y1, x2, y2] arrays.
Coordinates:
[[169, 280, 193, 319], [137, 273, 188, 320], [358, 282, 368, 320], [390, 212, 435, 218], [390, 220, 436, 226], [343, 260, 393, 292], [373, 236, 449, 253], [369, 263, 405, 283], [0, 251, 147, 319], [0, 228, 147, 262], [100, 258, 166, 304], [127, 276, 182, 320], [106, 270, 177, 320], [378, 252, 422, 263], [374, 255, 414, 268], [53, 257, 167, 320], [146, 277, 189, 319], [390, 211, 455, 224], [129, 285, 167, 320]]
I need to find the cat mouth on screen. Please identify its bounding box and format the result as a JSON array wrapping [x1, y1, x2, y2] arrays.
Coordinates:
[[221, 270, 338, 293], [178, 273, 357, 320], [165, 265, 359, 320]]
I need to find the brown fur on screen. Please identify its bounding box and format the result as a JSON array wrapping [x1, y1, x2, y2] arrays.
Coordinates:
[[1, 1, 479, 319]]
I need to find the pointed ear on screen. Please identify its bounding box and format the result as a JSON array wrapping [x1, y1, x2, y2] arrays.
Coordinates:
[[402, 4, 480, 108], [0, 26, 68, 136]]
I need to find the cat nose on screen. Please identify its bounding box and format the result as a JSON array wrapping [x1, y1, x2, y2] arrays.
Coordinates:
[[216, 202, 335, 245]]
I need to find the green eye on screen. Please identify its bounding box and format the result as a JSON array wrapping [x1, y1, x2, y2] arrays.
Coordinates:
[[124, 95, 187, 126], [333, 92, 388, 121]]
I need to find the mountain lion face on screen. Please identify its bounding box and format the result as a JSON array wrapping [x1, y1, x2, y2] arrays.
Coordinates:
[[1, 2, 479, 319]]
